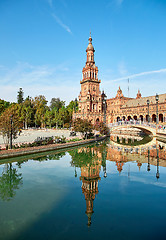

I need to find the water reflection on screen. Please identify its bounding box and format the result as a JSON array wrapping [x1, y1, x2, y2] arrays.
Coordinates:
[[110, 134, 152, 146], [156, 149, 160, 180], [0, 141, 165, 205], [69, 142, 165, 226], [0, 140, 165, 235], [147, 148, 151, 172], [70, 146, 103, 226], [0, 163, 23, 201]]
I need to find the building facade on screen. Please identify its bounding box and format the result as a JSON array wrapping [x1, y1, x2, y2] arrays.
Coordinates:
[[74, 35, 166, 124]]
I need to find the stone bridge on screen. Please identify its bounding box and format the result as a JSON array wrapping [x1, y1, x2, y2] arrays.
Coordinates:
[[107, 122, 166, 151], [108, 122, 157, 136]]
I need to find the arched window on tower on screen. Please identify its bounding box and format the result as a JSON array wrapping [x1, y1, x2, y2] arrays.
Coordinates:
[[93, 104, 95, 111]]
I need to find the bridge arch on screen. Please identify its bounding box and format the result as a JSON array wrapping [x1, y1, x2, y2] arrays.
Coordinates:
[[109, 122, 156, 137]]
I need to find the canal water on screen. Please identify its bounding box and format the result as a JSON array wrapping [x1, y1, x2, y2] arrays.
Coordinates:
[[0, 140, 166, 240]]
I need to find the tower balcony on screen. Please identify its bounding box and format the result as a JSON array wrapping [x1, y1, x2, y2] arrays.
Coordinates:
[[80, 78, 101, 84]]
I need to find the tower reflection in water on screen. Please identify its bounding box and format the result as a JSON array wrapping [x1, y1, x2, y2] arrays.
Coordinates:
[[80, 162, 100, 227], [70, 142, 163, 226], [70, 145, 104, 226]]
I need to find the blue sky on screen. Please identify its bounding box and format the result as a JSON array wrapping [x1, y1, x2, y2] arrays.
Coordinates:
[[0, 0, 166, 104]]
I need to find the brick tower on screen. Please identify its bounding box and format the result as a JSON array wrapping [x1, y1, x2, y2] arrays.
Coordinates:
[[74, 33, 106, 124]]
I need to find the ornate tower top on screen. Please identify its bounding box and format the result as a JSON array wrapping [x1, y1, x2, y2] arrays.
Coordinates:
[[81, 33, 100, 84], [136, 89, 142, 99], [86, 32, 95, 53], [115, 86, 124, 99], [85, 32, 95, 66]]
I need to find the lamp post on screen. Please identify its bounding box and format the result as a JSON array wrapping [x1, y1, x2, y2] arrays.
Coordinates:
[[155, 93, 159, 124], [147, 99, 150, 123], [102, 148, 107, 178], [10, 114, 13, 149], [147, 148, 150, 172], [156, 148, 160, 180], [103, 95, 107, 124]]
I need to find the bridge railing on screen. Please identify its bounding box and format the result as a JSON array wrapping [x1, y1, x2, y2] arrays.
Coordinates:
[[108, 121, 166, 134]]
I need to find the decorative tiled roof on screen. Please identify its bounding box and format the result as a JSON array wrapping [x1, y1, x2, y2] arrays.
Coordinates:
[[121, 93, 166, 108]]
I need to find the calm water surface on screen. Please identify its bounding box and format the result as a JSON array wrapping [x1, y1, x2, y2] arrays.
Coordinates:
[[0, 141, 166, 240]]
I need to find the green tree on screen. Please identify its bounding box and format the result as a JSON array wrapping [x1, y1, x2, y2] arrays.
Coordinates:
[[58, 106, 69, 128], [53, 109, 60, 129], [0, 104, 22, 148], [0, 163, 23, 201], [20, 96, 34, 129], [66, 98, 78, 121], [72, 118, 93, 138], [17, 88, 24, 104], [50, 98, 65, 111], [45, 109, 54, 128], [94, 121, 110, 135], [33, 95, 48, 128], [0, 99, 10, 115]]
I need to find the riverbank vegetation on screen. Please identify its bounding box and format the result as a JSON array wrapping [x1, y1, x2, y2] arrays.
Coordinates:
[[0, 88, 78, 129], [0, 88, 109, 149]]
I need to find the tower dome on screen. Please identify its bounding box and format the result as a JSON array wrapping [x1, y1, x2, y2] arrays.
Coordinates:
[[86, 32, 95, 52]]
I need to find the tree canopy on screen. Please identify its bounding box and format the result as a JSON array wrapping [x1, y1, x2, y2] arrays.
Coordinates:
[[50, 98, 65, 111], [0, 99, 10, 115], [0, 163, 23, 201], [0, 88, 80, 131], [17, 88, 24, 104], [0, 104, 22, 147], [72, 118, 93, 137]]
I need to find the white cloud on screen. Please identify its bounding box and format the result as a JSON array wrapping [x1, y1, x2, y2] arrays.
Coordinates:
[[107, 0, 124, 8], [0, 85, 80, 105], [0, 61, 71, 86], [130, 175, 166, 188], [105, 68, 166, 83], [52, 13, 72, 34], [118, 60, 128, 76], [0, 62, 80, 104], [1, 62, 166, 105], [101, 68, 166, 99], [47, 0, 53, 8], [46, 0, 71, 34], [116, 0, 124, 5]]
